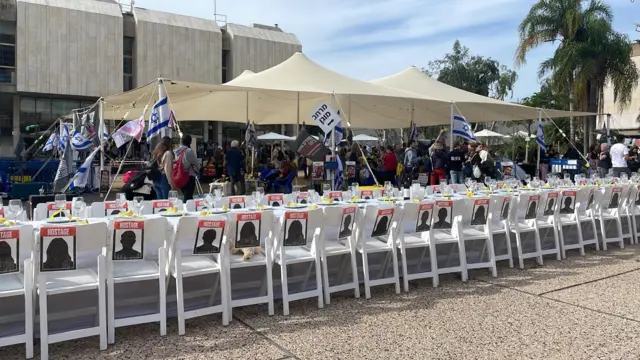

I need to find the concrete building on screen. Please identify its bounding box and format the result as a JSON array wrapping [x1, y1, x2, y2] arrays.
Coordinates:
[[0, 0, 302, 156], [602, 42, 640, 135]]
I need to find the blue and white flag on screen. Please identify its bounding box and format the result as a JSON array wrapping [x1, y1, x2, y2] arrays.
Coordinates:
[[70, 147, 100, 189], [147, 81, 174, 148], [334, 156, 344, 190], [59, 123, 70, 153], [536, 120, 547, 152], [70, 129, 93, 151], [54, 132, 73, 189], [245, 119, 257, 149], [452, 114, 476, 142], [324, 112, 343, 146], [42, 131, 59, 153], [408, 119, 418, 143]]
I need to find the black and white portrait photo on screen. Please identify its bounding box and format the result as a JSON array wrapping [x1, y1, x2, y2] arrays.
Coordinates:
[[587, 191, 595, 209], [283, 212, 308, 247], [415, 203, 434, 232], [296, 193, 310, 204], [112, 220, 144, 261], [47, 202, 71, 218], [338, 206, 356, 240], [471, 199, 489, 225], [544, 193, 558, 216], [501, 197, 511, 221], [229, 197, 245, 209], [0, 229, 19, 274], [635, 187, 640, 206], [360, 191, 373, 200], [193, 220, 225, 255], [525, 195, 540, 220], [40, 227, 76, 272], [268, 195, 284, 207], [433, 201, 452, 229], [330, 192, 343, 202], [609, 190, 621, 209], [560, 191, 576, 214], [235, 212, 261, 248], [153, 200, 172, 214], [371, 208, 395, 238], [105, 201, 128, 216]]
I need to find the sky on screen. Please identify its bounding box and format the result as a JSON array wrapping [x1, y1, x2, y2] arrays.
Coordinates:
[[134, 0, 639, 101]]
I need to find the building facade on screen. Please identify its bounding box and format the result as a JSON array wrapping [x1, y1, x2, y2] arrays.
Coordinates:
[[0, 0, 302, 156], [602, 42, 640, 135]]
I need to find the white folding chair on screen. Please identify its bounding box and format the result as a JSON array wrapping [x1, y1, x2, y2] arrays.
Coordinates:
[[225, 210, 275, 319], [358, 189, 379, 200], [488, 194, 514, 268], [185, 199, 208, 212], [356, 203, 401, 299], [577, 186, 600, 251], [319, 205, 360, 303], [1, 206, 28, 222], [90, 201, 129, 218], [629, 186, 640, 244], [397, 201, 437, 291], [273, 208, 324, 315], [616, 185, 634, 245], [172, 216, 229, 335], [220, 196, 250, 209], [534, 190, 562, 262], [459, 197, 497, 277], [150, 200, 183, 214], [263, 194, 285, 207], [429, 199, 467, 282], [0, 224, 34, 359], [509, 192, 543, 268], [556, 189, 592, 257], [33, 202, 71, 221], [106, 217, 168, 344], [36, 222, 108, 360], [594, 186, 625, 250], [326, 191, 346, 202]]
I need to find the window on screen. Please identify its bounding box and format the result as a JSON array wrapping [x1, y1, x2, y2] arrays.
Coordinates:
[[0, 20, 15, 84], [221, 49, 229, 83], [123, 37, 134, 91]]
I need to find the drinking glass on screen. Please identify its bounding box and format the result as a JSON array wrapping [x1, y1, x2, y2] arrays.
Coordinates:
[[524, 174, 531, 184], [116, 192, 126, 207], [133, 196, 144, 216], [205, 193, 216, 211], [322, 183, 331, 197], [252, 191, 260, 208], [72, 197, 86, 219], [168, 190, 179, 209], [8, 199, 22, 221], [214, 188, 222, 203]]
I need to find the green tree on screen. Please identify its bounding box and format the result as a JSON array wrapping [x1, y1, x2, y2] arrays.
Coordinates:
[[424, 40, 518, 100]]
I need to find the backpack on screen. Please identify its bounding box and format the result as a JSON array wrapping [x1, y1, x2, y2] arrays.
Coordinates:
[[171, 149, 190, 188]]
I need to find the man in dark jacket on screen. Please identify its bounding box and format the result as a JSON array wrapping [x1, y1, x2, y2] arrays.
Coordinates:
[[448, 142, 466, 184], [226, 140, 245, 195], [430, 144, 448, 185]]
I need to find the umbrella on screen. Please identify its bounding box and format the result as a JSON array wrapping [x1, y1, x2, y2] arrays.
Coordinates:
[[353, 134, 379, 141], [257, 132, 295, 141], [474, 129, 505, 138]]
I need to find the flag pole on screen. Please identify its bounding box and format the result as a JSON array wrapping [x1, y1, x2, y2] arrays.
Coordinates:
[[536, 108, 541, 178], [449, 102, 454, 148], [99, 98, 105, 172], [330, 93, 337, 190]]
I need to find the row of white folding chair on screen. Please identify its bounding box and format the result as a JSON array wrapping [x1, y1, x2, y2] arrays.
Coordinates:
[[89, 200, 185, 217], [425, 184, 467, 195], [592, 186, 630, 250]]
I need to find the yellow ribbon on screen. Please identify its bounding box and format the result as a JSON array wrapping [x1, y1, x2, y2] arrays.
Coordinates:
[[49, 209, 68, 220], [0, 218, 16, 226]]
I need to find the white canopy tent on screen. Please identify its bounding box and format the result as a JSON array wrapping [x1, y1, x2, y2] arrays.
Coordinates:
[[474, 129, 505, 138], [257, 132, 295, 141], [504, 130, 535, 139], [370, 66, 593, 122], [353, 134, 379, 141]]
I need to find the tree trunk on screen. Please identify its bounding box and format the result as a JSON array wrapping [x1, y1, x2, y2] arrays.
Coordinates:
[[569, 75, 575, 142]]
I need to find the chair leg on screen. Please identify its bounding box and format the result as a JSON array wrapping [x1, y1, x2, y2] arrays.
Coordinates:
[[558, 224, 567, 259], [592, 218, 600, 251], [486, 235, 497, 278], [458, 238, 468, 282], [38, 278, 49, 360], [350, 250, 360, 298], [552, 224, 561, 261], [534, 228, 543, 265], [400, 245, 409, 292], [429, 242, 439, 287], [220, 270, 229, 326], [504, 230, 514, 268], [513, 231, 525, 269], [107, 279, 115, 345], [361, 251, 372, 299], [617, 219, 625, 249], [266, 262, 275, 316], [575, 220, 586, 256], [176, 275, 186, 336], [158, 275, 167, 337], [314, 258, 324, 309], [97, 256, 107, 351], [321, 255, 331, 305], [280, 263, 290, 316], [599, 218, 608, 251], [24, 288, 33, 359], [391, 248, 400, 295]]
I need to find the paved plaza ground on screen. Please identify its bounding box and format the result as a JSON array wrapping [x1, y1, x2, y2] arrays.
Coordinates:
[[3, 244, 640, 359]]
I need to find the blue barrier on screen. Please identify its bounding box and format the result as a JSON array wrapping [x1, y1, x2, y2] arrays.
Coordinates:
[[549, 159, 579, 174], [0, 158, 64, 194]]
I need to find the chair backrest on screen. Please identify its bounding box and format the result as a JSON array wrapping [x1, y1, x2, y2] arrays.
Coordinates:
[[559, 190, 578, 216], [150, 199, 183, 214], [327, 191, 345, 202], [173, 215, 228, 262], [617, 185, 632, 211], [275, 208, 323, 249], [264, 193, 285, 207], [631, 185, 640, 209], [425, 185, 439, 196], [597, 186, 624, 214], [228, 210, 275, 249], [221, 196, 249, 209], [449, 184, 467, 193], [462, 197, 491, 227], [323, 204, 359, 243], [37, 222, 108, 274], [401, 201, 435, 235], [34, 202, 72, 221], [514, 192, 541, 222], [360, 203, 400, 242], [489, 194, 513, 224], [91, 201, 129, 217], [185, 198, 208, 212], [0, 223, 33, 276], [358, 189, 378, 200], [108, 217, 168, 262], [294, 191, 311, 204], [539, 190, 560, 218]]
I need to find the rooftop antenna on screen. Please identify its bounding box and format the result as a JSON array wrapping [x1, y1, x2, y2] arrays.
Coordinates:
[[213, 0, 227, 28]]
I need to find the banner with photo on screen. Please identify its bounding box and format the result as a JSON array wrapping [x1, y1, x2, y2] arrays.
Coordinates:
[[112, 220, 145, 261], [193, 219, 225, 255], [40, 227, 76, 272], [283, 211, 308, 247]]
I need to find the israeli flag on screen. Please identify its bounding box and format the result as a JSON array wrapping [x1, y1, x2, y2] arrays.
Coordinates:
[[452, 114, 476, 142], [334, 156, 344, 190], [59, 123, 70, 153], [70, 129, 93, 151], [324, 113, 343, 146], [408, 119, 418, 142], [42, 132, 59, 153], [245, 119, 257, 149], [536, 120, 547, 152], [147, 81, 174, 145], [70, 147, 100, 189]]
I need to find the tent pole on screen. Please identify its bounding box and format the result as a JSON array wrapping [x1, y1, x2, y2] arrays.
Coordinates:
[[330, 93, 337, 190], [449, 102, 454, 148], [296, 92, 300, 137], [536, 109, 541, 178]]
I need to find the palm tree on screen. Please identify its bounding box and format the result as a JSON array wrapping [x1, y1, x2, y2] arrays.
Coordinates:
[[515, 0, 614, 141]]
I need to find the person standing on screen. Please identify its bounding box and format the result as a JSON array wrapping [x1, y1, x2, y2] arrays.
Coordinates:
[[401, 141, 418, 187], [430, 143, 448, 185], [150, 136, 175, 199], [448, 142, 466, 184], [173, 135, 200, 201], [272, 144, 285, 170], [610, 138, 631, 177], [226, 140, 246, 195], [383, 145, 398, 185], [597, 143, 612, 178]]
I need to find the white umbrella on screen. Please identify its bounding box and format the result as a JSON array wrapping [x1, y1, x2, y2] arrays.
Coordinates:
[[474, 129, 505, 138], [353, 134, 379, 141], [257, 132, 295, 141], [504, 130, 535, 140]]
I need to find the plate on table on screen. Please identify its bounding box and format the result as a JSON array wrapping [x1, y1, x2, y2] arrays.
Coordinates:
[[247, 206, 273, 211], [47, 218, 76, 224], [160, 212, 186, 217], [207, 208, 229, 214], [285, 204, 307, 209], [318, 201, 341, 206], [349, 199, 369, 204]]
